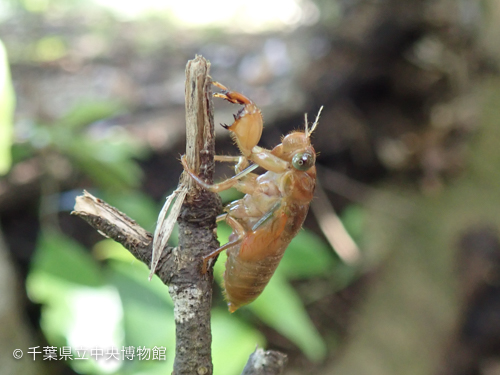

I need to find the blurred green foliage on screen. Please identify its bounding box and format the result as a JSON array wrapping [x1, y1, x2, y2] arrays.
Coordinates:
[[14, 99, 146, 191], [327, 81, 500, 375], [0, 39, 15, 175], [34, 36, 67, 62], [28, 222, 349, 374]]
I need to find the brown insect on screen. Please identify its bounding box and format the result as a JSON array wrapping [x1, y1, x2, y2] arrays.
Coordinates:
[[182, 81, 322, 312]]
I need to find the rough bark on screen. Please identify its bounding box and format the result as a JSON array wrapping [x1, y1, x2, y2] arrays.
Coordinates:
[[169, 56, 220, 375]]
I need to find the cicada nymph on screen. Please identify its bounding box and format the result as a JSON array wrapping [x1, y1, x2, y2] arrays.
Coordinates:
[[181, 81, 322, 312]]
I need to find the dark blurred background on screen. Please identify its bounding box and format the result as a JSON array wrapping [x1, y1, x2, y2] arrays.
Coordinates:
[[1, 0, 500, 374]]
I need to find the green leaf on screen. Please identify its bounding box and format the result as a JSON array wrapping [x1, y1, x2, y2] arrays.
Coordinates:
[[107, 263, 175, 347], [96, 241, 173, 307], [45, 101, 147, 190], [340, 204, 366, 244], [248, 274, 327, 362], [278, 230, 336, 279], [218, 188, 244, 205], [40, 283, 125, 375], [67, 137, 144, 190], [27, 232, 124, 375], [212, 309, 265, 375], [213, 222, 232, 285], [106, 260, 175, 374], [35, 35, 67, 61], [0, 39, 15, 175], [10, 142, 35, 163], [55, 99, 123, 130], [94, 238, 138, 263], [29, 231, 104, 287]]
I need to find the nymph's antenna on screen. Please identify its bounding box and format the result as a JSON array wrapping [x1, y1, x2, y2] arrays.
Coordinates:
[[308, 106, 323, 137], [304, 112, 309, 137]]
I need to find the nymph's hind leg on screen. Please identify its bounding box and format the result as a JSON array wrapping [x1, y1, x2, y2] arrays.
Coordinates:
[[201, 215, 246, 273]]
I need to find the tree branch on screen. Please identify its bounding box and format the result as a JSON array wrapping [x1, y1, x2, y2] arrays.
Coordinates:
[[73, 191, 154, 264], [72, 55, 287, 375], [169, 55, 220, 375], [73, 55, 219, 375]]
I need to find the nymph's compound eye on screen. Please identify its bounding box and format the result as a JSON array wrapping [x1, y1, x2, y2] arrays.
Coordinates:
[[292, 152, 314, 171]]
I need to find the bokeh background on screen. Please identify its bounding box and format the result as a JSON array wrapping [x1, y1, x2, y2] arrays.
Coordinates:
[[1, 0, 500, 374]]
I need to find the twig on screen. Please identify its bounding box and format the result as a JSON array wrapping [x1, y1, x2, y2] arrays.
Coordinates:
[[73, 190, 181, 284], [73, 191, 155, 264], [241, 348, 288, 375], [310, 179, 361, 265]]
